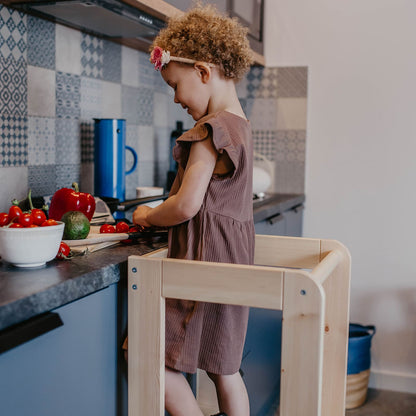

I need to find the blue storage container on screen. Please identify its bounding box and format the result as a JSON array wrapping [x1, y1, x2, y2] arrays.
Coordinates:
[[347, 323, 376, 375]]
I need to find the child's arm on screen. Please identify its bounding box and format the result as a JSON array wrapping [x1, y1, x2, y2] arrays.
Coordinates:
[[133, 136, 217, 227]]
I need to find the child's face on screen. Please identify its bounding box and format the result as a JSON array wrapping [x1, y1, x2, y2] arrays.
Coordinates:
[[161, 62, 211, 121]]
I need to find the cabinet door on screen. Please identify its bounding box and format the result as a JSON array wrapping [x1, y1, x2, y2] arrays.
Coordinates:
[[285, 205, 304, 237], [255, 213, 286, 236], [0, 285, 119, 416]]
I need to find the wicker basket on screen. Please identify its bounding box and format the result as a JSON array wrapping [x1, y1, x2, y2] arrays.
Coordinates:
[[346, 369, 371, 409]]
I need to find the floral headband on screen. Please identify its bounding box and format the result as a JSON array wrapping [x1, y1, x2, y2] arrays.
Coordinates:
[[150, 46, 215, 71]]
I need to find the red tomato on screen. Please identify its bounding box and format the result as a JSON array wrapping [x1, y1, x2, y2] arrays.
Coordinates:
[[9, 222, 23, 228], [56, 241, 71, 259], [0, 213, 9, 226], [116, 221, 130, 233], [100, 224, 116, 233], [8, 205, 23, 221], [28, 224, 39, 228], [42, 219, 58, 227], [18, 213, 33, 227], [31, 209, 47, 226]]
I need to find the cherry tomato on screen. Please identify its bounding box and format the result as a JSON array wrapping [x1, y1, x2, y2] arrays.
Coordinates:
[[116, 221, 130, 233], [28, 224, 39, 228], [100, 224, 116, 233], [8, 205, 23, 221], [18, 213, 33, 227], [56, 241, 71, 259], [9, 222, 23, 228], [42, 219, 58, 227], [0, 212, 9, 226], [31, 209, 47, 226]]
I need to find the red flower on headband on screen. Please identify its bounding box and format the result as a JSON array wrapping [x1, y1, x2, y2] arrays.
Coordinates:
[[150, 46, 170, 70]]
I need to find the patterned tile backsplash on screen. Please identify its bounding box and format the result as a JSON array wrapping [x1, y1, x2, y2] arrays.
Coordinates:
[[0, 4, 307, 211]]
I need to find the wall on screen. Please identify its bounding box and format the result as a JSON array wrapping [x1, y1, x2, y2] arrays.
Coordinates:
[[264, 0, 416, 393], [0, 4, 307, 214]]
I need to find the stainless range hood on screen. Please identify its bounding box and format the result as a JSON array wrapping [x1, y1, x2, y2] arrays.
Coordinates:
[[12, 0, 165, 43]]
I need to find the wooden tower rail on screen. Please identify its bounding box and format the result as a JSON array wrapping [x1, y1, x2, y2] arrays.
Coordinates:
[[127, 234, 351, 416]]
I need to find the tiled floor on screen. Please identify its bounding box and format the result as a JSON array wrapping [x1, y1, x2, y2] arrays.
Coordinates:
[[274, 389, 416, 415]]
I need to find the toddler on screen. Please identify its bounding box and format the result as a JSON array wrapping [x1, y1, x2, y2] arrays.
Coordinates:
[[132, 4, 254, 416]]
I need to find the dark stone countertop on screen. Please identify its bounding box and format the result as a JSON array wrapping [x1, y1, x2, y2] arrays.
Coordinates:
[[253, 193, 305, 223], [0, 193, 304, 332], [0, 238, 167, 332]]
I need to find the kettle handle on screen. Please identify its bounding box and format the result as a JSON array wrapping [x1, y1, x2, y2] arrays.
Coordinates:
[[126, 146, 138, 175]]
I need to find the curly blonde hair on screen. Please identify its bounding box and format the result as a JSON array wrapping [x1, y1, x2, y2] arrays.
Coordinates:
[[151, 3, 253, 81]]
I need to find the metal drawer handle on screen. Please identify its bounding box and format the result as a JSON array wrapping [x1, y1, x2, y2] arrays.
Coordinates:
[[0, 312, 63, 354], [268, 213, 284, 225]]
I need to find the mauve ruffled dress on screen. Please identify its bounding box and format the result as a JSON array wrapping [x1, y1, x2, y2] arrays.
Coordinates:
[[165, 111, 255, 375]]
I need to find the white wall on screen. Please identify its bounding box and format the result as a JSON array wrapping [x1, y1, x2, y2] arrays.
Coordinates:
[[264, 0, 416, 393]]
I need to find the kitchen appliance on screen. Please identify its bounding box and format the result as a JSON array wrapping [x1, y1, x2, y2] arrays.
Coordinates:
[[94, 118, 137, 204], [8, 0, 165, 48]]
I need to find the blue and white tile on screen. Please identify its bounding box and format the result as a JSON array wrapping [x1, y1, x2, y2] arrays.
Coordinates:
[[80, 162, 94, 195], [154, 91, 170, 128], [0, 6, 27, 61], [122, 85, 153, 125], [276, 98, 307, 130], [56, 71, 81, 119], [55, 163, 80, 190], [28, 164, 56, 196], [80, 76, 103, 119], [27, 65, 55, 117], [137, 125, 155, 162], [0, 114, 27, 167], [0, 167, 28, 211], [0, 56, 27, 116], [28, 116, 55, 165], [27, 15, 55, 69], [55, 24, 81, 74], [246, 98, 279, 130], [236, 75, 249, 100], [167, 101, 193, 131], [154, 126, 170, 163], [277, 67, 308, 98], [81, 34, 103, 79], [138, 51, 160, 89], [137, 161, 155, 187], [55, 118, 80, 164], [252, 130, 277, 161], [102, 81, 121, 118], [121, 45, 139, 87], [275, 130, 306, 163], [246, 67, 278, 99], [274, 160, 305, 194], [80, 120, 95, 163], [102, 39, 121, 83]]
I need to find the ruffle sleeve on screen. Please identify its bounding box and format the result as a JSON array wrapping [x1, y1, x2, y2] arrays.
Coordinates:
[[172, 112, 240, 173]]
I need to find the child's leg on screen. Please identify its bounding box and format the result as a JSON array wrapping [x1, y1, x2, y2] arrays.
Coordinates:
[[207, 371, 250, 416], [165, 367, 204, 416]]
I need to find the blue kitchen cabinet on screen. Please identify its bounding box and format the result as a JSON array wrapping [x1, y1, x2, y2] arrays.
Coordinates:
[[0, 283, 127, 416]]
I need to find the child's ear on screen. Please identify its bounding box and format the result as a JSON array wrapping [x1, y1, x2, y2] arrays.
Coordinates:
[[194, 62, 211, 83]]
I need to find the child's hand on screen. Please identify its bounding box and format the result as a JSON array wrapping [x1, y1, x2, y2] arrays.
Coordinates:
[[132, 205, 153, 228]]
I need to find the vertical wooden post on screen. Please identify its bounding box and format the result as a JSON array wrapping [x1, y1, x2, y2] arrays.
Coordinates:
[[128, 257, 165, 416], [280, 271, 325, 416], [319, 241, 351, 416]]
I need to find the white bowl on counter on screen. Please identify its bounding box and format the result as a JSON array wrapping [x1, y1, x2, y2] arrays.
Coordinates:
[[0, 222, 64, 268]]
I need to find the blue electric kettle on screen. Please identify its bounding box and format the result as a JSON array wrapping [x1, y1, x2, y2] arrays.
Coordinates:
[[94, 119, 138, 202]]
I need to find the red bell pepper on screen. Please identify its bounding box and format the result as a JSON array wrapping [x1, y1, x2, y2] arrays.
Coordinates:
[[48, 182, 96, 221]]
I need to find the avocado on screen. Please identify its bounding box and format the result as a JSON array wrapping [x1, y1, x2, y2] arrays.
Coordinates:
[[61, 211, 90, 240]]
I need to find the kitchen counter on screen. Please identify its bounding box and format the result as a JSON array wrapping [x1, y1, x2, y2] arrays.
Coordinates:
[[0, 238, 167, 332], [0, 193, 304, 333]]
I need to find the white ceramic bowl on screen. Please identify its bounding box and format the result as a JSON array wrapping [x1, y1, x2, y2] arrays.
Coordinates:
[[0, 222, 64, 268]]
